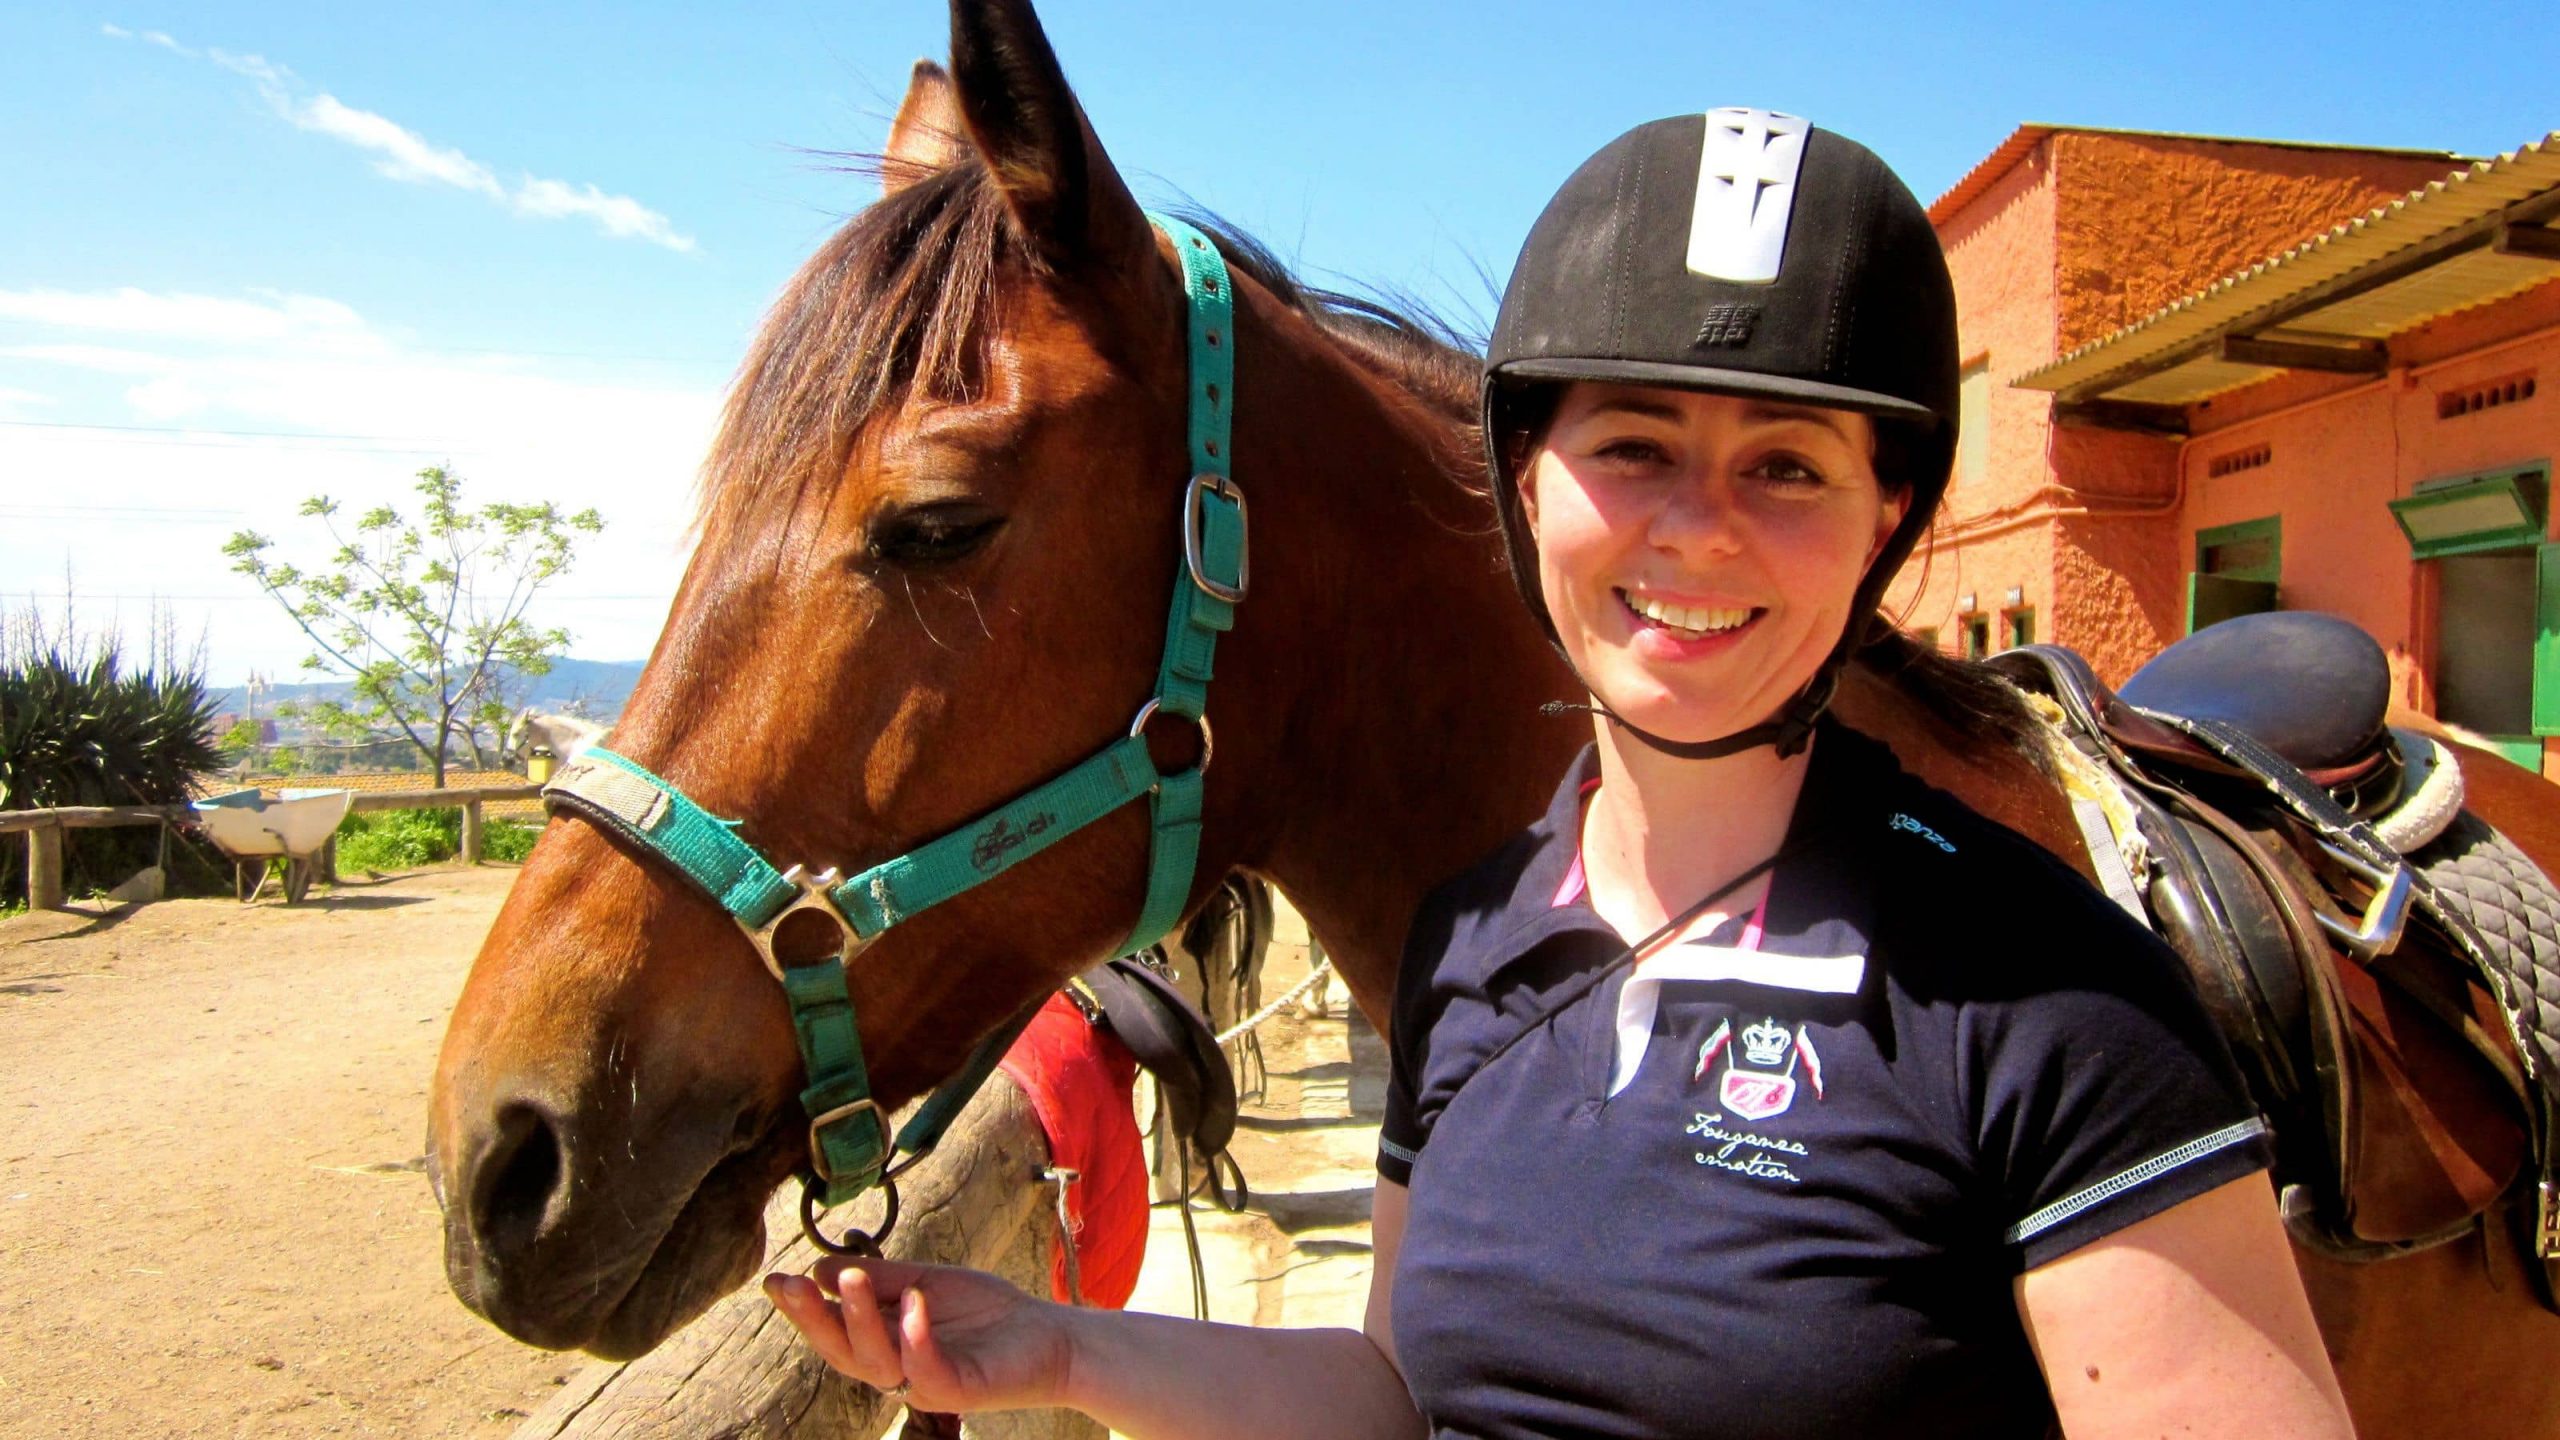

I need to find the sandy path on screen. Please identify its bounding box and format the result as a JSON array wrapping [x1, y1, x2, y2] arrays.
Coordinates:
[[0, 868, 1383, 1440], [0, 869, 568, 1438]]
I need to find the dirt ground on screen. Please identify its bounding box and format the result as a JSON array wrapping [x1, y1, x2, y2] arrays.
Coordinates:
[[0, 865, 1378, 1440], [0, 868, 570, 1438]]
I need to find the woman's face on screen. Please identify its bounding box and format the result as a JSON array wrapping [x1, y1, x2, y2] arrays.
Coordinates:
[[1521, 382, 1905, 746]]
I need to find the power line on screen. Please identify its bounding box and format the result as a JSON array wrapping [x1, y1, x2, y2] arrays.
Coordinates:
[[0, 591, 673, 603], [0, 418, 463, 443], [0, 503, 246, 515]]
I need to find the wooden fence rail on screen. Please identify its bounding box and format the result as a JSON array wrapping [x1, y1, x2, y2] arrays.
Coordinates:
[[1, 783, 544, 911]]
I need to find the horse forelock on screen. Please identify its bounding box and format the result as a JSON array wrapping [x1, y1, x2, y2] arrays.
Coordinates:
[[693, 159, 1489, 541]]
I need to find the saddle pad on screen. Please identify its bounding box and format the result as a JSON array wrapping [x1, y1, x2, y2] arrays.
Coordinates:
[[2416, 813, 2560, 1091], [997, 994, 1148, 1308]]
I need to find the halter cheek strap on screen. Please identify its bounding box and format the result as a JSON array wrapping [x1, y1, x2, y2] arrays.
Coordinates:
[[538, 214, 1243, 1247]]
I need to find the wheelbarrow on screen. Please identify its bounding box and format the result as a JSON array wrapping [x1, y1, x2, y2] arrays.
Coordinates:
[[192, 787, 353, 904]]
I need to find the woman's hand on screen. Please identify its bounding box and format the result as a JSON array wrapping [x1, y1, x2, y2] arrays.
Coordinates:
[[764, 1257, 1077, 1414]]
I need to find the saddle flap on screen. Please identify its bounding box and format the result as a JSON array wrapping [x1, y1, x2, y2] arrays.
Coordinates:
[[1077, 956, 1239, 1158]]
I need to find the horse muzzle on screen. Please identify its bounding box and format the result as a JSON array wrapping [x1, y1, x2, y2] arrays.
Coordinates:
[[434, 1079, 787, 1356]]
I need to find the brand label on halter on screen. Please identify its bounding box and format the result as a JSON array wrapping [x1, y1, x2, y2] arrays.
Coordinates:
[[971, 811, 1058, 873], [1686, 108, 1810, 285]]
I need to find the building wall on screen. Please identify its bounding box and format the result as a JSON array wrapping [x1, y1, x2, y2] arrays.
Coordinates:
[[2174, 276, 2560, 765], [1908, 129, 2476, 680], [1894, 135, 2060, 649]]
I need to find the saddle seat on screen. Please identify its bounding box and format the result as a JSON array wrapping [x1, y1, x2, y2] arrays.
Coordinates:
[[2118, 611, 2395, 777], [2005, 611, 2399, 811]]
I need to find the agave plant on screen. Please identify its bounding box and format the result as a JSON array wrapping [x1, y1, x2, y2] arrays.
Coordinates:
[[1, 609, 224, 903]]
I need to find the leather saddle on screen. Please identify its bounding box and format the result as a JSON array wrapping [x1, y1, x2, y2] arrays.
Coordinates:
[[1991, 612, 2559, 1304]]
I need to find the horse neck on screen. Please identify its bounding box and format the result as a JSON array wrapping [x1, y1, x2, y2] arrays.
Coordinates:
[[1217, 293, 1580, 1021]]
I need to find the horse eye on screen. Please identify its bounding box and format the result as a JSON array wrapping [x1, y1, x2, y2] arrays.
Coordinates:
[[866, 504, 1006, 569]]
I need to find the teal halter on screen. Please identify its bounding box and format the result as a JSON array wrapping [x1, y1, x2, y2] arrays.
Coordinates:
[[539, 215, 1244, 1254]]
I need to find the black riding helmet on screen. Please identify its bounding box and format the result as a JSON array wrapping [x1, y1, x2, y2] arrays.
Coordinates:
[[1485, 108, 1958, 758]]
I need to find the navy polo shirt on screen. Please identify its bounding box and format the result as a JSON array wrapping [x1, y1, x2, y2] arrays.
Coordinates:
[[1379, 721, 2270, 1440]]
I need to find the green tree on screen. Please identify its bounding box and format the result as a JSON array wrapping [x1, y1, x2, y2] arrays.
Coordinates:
[[223, 466, 603, 787]]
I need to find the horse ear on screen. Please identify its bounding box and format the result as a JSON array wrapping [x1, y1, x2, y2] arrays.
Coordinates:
[[946, 0, 1153, 271], [882, 60, 964, 196]]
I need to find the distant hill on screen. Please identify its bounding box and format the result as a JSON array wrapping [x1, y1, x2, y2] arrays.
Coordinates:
[[206, 658, 645, 726]]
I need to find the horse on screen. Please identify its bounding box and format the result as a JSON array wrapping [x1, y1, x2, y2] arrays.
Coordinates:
[[427, 3, 2560, 1434], [504, 708, 607, 771]]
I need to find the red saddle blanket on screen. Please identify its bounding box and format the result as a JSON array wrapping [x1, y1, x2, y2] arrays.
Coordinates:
[[996, 994, 1147, 1308]]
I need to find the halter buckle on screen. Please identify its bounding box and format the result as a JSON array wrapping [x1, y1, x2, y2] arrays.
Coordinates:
[[1183, 473, 1249, 604], [744, 864, 870, 983], [806, 1096, 890, 1185]]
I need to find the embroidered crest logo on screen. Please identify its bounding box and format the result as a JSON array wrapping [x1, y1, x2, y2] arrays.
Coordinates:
[[1695, 1016, 1826, 1123]]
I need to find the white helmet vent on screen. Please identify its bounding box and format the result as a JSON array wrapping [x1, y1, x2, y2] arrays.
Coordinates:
[[1686, 108, 1810, 285]]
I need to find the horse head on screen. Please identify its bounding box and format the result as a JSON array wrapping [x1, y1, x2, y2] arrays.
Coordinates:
[[430, 0, 1293, 1356]]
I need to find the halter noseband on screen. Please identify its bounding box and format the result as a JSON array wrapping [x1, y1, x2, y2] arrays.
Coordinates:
[[538, 215, 1245, 1254]]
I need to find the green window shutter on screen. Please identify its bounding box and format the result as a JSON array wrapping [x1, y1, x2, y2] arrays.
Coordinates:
[[2534, 541, 2560, 736], [2188, 573, 2278, 634]]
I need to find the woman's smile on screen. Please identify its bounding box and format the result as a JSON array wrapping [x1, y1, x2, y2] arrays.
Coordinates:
[[1523, 383, 1902, 744], [1615, 587, 1765, 658]]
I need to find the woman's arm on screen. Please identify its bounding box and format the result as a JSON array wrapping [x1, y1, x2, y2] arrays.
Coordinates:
[[2017, 1174, 2350, 1439], [765, 1180, 1422, 1440]]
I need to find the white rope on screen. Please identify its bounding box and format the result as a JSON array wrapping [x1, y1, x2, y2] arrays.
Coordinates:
[[1216, 956, 1335, 1045]]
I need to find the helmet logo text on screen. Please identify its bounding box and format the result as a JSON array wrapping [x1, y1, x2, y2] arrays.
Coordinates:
[[1687, 108, 1810, 286]]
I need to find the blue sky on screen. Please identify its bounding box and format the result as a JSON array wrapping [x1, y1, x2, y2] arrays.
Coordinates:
[[5, 1, 2555, 685]]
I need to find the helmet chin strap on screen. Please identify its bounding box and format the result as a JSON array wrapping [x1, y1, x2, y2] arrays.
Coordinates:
[[1546, 594, 1887, 763], [1545, 662, 1840, 761]]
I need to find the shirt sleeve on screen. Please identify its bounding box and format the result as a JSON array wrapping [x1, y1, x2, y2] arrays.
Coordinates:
[[1377, 889, 1463, 1188], [1964, 911, 2274, 1271]]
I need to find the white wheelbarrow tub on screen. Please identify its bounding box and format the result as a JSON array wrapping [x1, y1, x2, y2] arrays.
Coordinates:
[[191, 787, 353, 860]]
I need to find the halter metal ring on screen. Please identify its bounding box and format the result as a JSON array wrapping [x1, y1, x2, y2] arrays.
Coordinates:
[[801, 1170, 900, 1257], [1128, 698, 1214, 780], [744, 865, 870, 983], [1182, 473, 1248, 604]]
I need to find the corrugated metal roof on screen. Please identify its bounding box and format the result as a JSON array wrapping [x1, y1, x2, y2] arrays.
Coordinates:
[[2015, 134, 2560, 403], [1928, 125, 2470, 227], [1931, 126, 2054, 225]]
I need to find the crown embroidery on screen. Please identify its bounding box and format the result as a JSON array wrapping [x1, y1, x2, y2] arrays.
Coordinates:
[[1740, 1016, 1792, 1067]]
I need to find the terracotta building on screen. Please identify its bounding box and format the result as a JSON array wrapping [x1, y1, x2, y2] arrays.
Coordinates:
[[1891, 127, 2560, 751]]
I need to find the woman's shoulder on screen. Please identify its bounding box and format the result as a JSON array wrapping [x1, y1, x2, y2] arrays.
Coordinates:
[[1811, 724, 2180, 988]]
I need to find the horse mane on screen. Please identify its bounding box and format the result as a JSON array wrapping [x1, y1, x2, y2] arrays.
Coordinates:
[[697, 156, 1485, 530]]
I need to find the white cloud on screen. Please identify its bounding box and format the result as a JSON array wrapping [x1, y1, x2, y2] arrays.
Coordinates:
[[115, 31, 695, 253], [294, 93, 506, 196], [0, 288, 372, 348], [123, 376, 213, 421], [206, 47, 286, 88], [99, 23, 129, 39], [0, 387, 56, 419], [513, 178, 697, 254], [0, 285, 718, 682]]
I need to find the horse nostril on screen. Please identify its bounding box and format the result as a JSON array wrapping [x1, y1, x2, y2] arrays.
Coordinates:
[[472, 1102, 565, 1260]]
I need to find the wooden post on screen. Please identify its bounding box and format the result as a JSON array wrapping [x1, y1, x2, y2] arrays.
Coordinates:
[[508, 1076, 1103, 1440], [461, 800, 484, 866], [28, 822, 66, 911]]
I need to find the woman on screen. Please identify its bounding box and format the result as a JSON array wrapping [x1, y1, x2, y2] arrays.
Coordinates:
[[767, 110, 2354, 1439]]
